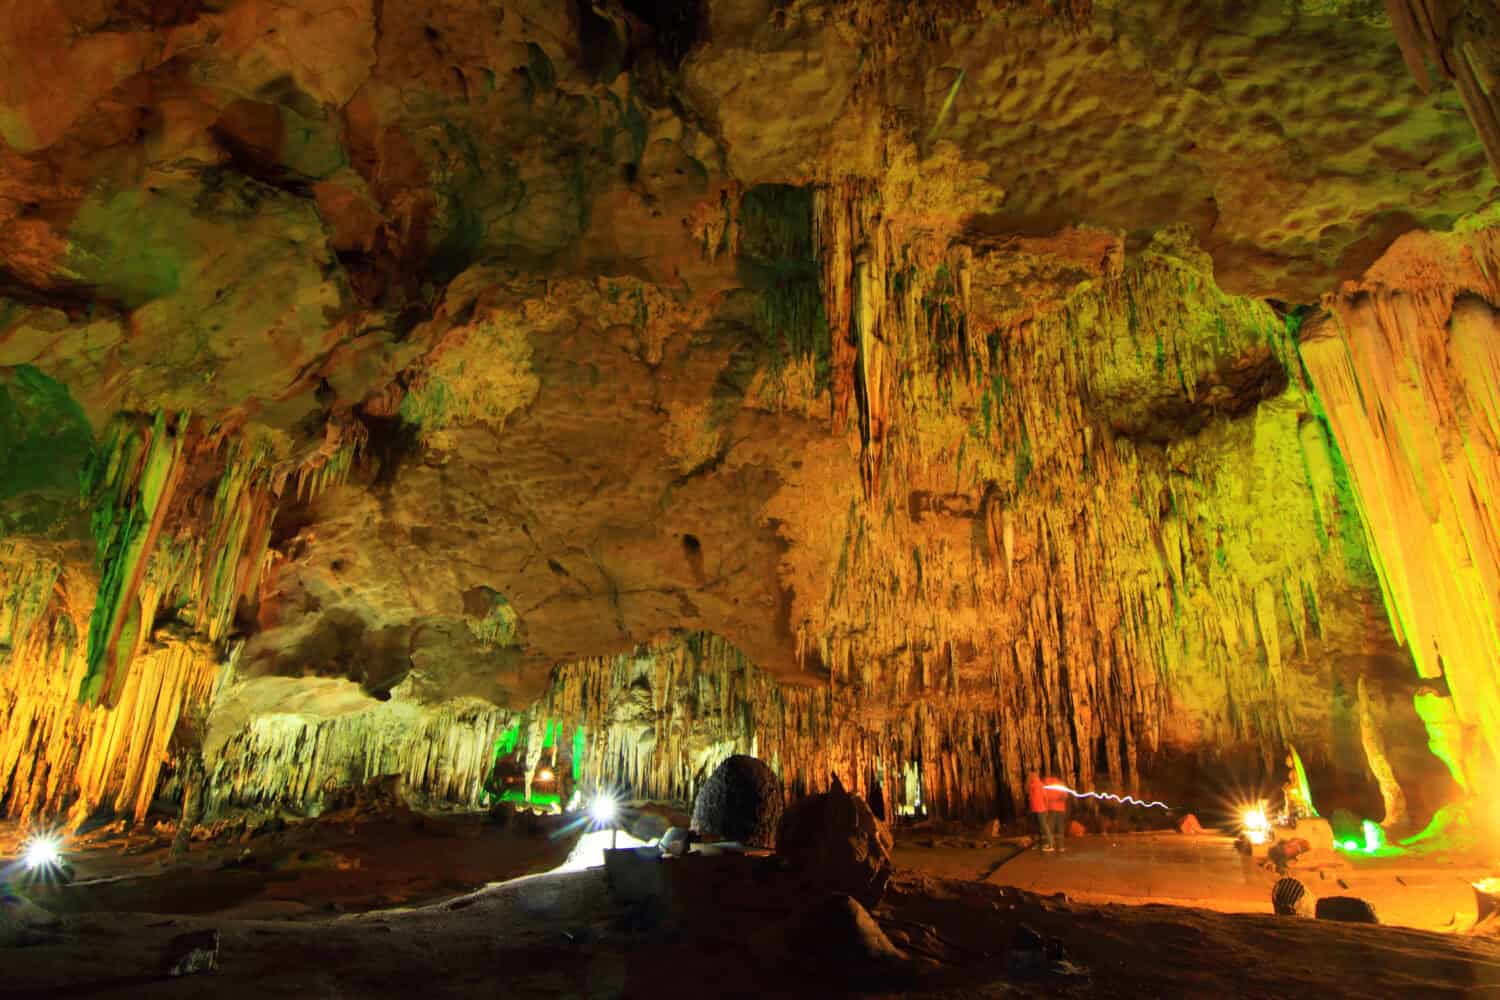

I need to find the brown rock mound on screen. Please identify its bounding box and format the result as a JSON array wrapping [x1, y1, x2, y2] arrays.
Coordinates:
[[775, 775, 894, 905], [691, 755, 783, 848]]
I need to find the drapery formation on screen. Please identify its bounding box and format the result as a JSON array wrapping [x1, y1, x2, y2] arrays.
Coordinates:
[[1301, 226, 1500, 785]]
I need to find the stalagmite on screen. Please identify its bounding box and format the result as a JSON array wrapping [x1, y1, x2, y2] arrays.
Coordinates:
[[1358, 677, 1409, 830]]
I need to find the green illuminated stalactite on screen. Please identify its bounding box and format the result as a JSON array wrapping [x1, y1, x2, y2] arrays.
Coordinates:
[[81, 412, 188, 706]]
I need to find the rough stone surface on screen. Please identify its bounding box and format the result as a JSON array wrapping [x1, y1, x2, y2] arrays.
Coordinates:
[[1315, 896, 1380, 925], [691, 755, 783, 848], [776, 777, 894, 905]]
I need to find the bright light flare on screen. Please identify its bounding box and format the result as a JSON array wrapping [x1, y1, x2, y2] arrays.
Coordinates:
[[588, 794, 618, 826], [1044, 784, 1170, 810], [536, 767, 555, 783], [22, 835, 62, 871], [1241, 806, 1270, 846]]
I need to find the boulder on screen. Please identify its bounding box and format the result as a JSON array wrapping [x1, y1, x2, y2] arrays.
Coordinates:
[[776, 775, 894, 905], [1315, 896, 1380, 924], [1272, 877, 1316, 917], [691, 755, 783, 848], [1177, 814, 1203, 835], [1267, 837, 1311, 873]]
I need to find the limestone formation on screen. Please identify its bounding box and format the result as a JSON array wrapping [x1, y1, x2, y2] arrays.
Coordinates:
[[776, 777, 895, 906], [691, 754, 783, 847], [0, 0, 1495, 838]]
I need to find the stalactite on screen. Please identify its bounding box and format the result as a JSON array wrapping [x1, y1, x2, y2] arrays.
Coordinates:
[[545, 631, 1122, 820], [1301, 227, 1500, 779], [0, 416, 366, 824], [0, 551, 218, 825], [1386, 0, 1500, 180], [81, 411, 189, 706], [747, 228, 1374, 814], [202, 692, 512, 817]]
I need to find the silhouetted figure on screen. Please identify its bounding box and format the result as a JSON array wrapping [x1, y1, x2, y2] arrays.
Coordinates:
[[1027, 772, 1052, 851], [1043, 774, 1068, 852]]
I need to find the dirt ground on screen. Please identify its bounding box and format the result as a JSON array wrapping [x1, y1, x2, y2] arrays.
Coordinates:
[[895, 828, 1498, 933], [0, 804, 576, 921], [3, 815, 1500, 997]]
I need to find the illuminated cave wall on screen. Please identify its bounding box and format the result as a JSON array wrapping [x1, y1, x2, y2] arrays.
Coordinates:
[[0, 412, 359, 824], [1302, 224, 1500, 793], [0, 0, 1492, 830]]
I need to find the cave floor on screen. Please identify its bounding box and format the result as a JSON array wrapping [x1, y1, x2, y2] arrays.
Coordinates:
[[895, 829, 1498, 934], [4, 847, 1500, 998], [0, 807, 576, 921]]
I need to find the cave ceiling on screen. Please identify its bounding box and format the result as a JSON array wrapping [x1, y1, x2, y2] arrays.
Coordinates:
[[2, 0, 1499, 821]]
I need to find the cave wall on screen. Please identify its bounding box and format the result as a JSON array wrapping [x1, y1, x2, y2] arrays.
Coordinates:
[[0, 0, 1494, 827]]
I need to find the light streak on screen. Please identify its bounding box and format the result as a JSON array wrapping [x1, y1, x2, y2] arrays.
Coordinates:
[[1044, 784, 1170, 810]]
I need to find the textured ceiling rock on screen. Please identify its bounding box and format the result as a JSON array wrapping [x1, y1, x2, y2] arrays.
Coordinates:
[[686, 0, 1494, 299], [245, 273, 825, 701]]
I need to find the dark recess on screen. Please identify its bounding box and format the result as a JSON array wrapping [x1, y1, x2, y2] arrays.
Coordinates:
[[360, 411, 423, 488], [620, 0, 703, 68]]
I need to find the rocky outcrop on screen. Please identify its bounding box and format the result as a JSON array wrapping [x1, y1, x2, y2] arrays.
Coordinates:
[[776, 777, 895, 906]]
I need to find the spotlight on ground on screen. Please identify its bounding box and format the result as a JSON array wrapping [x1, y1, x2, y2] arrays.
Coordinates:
[[1241, 805, 1270, 846], [22, 835, 62, 871]]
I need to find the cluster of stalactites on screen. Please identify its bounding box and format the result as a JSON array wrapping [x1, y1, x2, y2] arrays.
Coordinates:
[[814, 182, 974, 497], [80, 412, 364, 708], [543, 632, 1137, 819], [1388, 0, 1500, 181], [0, 414, 365, 824], [1301, 227, 1500, 782], [799, 234, 1353, 799], [0, 584, 219, 827], [202, 698, 513, 818]]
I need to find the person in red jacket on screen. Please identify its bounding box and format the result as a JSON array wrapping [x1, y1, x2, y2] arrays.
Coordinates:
[[1026, 772, 1053, 851], [1042, 774, 1069, 852]]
